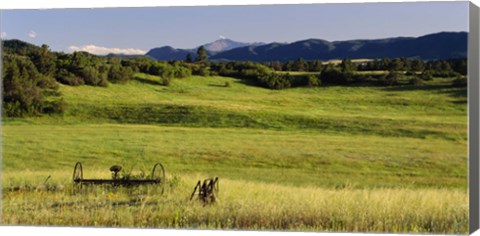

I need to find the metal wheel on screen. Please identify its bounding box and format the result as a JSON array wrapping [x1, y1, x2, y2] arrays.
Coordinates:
[[73, 162, 83, 182], [213, 177, 219, 193], [151, 163, 166, 194]]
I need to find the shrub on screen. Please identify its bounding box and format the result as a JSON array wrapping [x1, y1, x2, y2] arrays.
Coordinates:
[[56, 69, 85, 86], [173, 66, 192, 78], [108, 65, 134, 84], [420, 71, 433, 81], [351, 74, 371, 84], [218, 66, 236, 76], [431, 70, 460, 78], [162, 77, 172, 86], [409, 76, 424, 86], [307, 75, 320, 87], [380, 71, 402, 86], [80, 66, 108, 87], [2, 54, 58, 117], [41, 99, 67, 114], [320, 68, 353, 85], [57, 75, 85, 86], [258, 73, 291, 90], [193, 67, 210, 76], [405, 71, 415, 76], [452, 76, 467, 87], [3, 101, 26, 117], [211, 62, 271, 80]]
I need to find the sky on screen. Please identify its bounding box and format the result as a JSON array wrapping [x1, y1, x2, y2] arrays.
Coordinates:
[[0, 2, 469, 55]]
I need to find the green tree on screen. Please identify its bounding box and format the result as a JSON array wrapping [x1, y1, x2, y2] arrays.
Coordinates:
[[80, 66, 108, 87], [440, 60, 452, 71], [420, 70, 433, 81], [431, 61, 443, 71], [340, 59, 355, 73], [307, 75, 320, 87], [108, 64, 134, 84], [2, 54, 60, 116], [452, 76, 467, 87], [71, 51, 89, 71], [269, 61, 283, 71], [185, 53, 193, 63], [293, 58, 307, 71], [381, 58, 391, 70], [309, 60, 323, 72], [410, 59, 425, 72], [453, 59, 467, 75], [381, 70, 402, 86], [31, 44, 57, 77], [195, 46, 208, 63], [389, 58, 404, 71], [282, 61, 294, 71], [409, 76, 423, 86]]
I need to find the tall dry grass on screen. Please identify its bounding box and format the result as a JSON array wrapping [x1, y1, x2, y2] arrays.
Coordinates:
[[2, 175, 468, 233]]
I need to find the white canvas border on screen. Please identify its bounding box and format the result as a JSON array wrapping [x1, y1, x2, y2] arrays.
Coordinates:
[[469, 1, 480, 235]]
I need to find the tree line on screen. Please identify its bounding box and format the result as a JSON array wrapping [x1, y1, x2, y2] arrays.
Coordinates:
[[2, 40, 200, 117], [261, 57, 467, 76], [2, 40, 468, 118]]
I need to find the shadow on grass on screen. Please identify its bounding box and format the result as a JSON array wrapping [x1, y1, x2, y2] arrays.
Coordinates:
[[208, 84, 228, 88], [133, 76, 163, 86], [382, 84, 467, 98], [234, 78, 264, 87], [442, 88, 467, 98], [452, 100, 467, 104], [382, 84, 450, 92], [50, 199, 160, 209]]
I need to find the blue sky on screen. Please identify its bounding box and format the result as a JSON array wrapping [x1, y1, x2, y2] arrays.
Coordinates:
[[0, 2, 469, 55]]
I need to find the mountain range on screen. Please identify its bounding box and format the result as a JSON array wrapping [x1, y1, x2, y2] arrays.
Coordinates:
[[203, 38, 265, 52], [146, 38, 264, 61], [146, 32, 467, 62]]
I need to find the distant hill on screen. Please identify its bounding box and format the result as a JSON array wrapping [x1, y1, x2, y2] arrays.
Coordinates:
[[146, 32, 467, 62], [145, 46, 196, 61], [203, 38, 264, 52], [146, 38, 264, 61]]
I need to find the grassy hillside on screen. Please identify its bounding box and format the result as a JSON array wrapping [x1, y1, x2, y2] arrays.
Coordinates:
[[1, 73, 468, 232], [3, 74, 467, 187]]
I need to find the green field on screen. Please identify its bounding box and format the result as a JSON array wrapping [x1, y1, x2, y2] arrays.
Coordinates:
[[1, 74, 468, 233]]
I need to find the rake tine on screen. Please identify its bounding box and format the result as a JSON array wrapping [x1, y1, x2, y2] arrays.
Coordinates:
[[190, 181, 201, 200]]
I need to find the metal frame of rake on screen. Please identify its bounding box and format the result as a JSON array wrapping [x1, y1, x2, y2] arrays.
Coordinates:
[[190, 177, 219, 204], [72, 162, 166, 193]]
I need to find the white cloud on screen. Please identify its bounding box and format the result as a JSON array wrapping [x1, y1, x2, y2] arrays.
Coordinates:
[[28, 30, 37, 38], [68, 44, 146, 55], [219, 35, 226, 39], [0, 32, 6, 39]]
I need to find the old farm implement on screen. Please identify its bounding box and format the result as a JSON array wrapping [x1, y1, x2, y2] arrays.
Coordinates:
[[72, 162, 166, 193], [190, 177, 219, 204]]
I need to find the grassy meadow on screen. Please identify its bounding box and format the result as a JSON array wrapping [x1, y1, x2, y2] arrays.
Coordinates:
[[1, 73, 468, 233]]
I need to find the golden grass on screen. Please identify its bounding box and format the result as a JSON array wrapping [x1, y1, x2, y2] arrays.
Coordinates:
[[2, 174, 467, 233]]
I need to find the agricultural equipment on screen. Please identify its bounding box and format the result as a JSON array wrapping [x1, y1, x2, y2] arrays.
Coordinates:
[[72, 162, 166, 193], [190, 177, 219, 204]]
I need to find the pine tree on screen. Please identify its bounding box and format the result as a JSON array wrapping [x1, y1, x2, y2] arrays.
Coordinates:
[[185, 53, 193, 63], [195, 46, 208, 63]]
